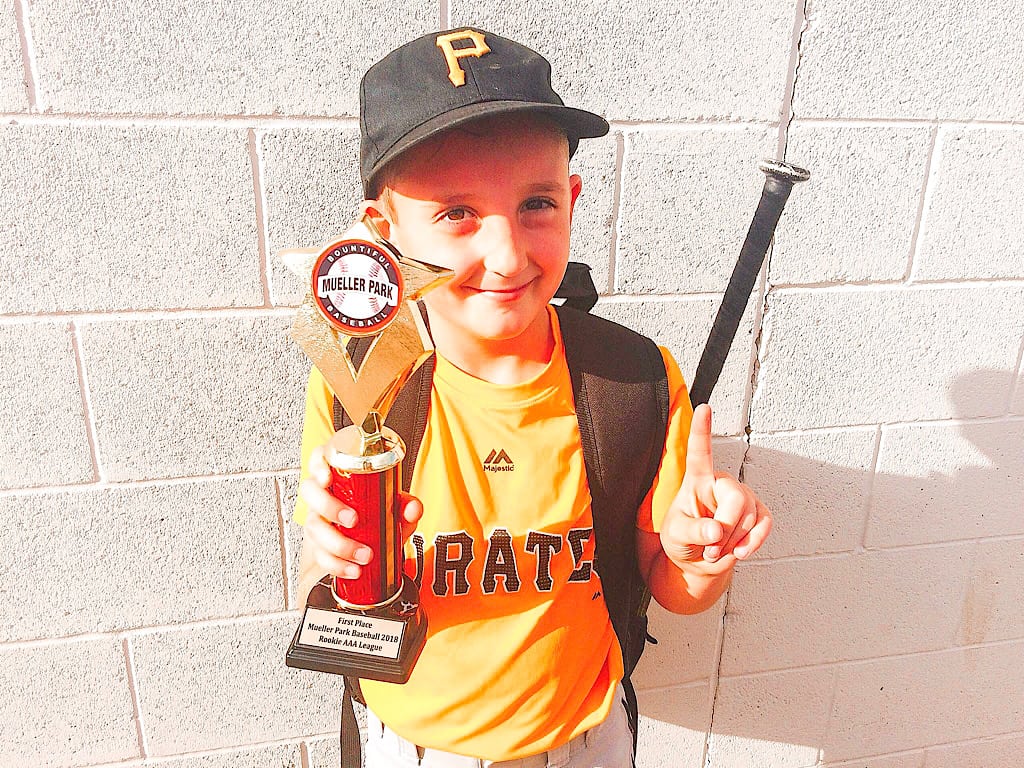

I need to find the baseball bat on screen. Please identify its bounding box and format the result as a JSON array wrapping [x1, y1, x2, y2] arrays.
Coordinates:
[[688, 159, 810, 407]]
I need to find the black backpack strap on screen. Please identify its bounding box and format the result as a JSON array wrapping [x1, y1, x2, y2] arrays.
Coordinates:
[[339, 682, 361, 768], [555, 304, 669, 755], [386, 355, 436, 492], [331, 354, 435, 492], [556, 304, 669, 668], [557, 305, 668, 755], [330, 313, 436, 768], [554, 261, 599, 312]]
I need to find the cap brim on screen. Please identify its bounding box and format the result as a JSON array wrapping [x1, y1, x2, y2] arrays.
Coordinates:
[[365, 101, 610, 195]]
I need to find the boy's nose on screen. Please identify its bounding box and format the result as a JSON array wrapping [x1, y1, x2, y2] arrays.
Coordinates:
[[480, 217, 529, 277]]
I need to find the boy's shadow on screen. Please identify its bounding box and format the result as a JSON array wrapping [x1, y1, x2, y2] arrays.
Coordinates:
[[632, 367, 1024, 767]]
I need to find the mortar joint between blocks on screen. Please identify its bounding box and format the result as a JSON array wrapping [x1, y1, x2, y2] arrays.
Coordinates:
[[70, 321, 104, 483], [702, 591, 733, 768], [858, 426, 884, 549], [14, 0, 40, 110], [820, 665, 842, 765], [607, 131, 627, 295], [249, 129, 273, 307], [776, 0, 809, 158], [739, 247, 773, 463], [740, 244, 776, 476], [122, 636, 149, 759], [275, 476, 293, 610], [904, 123, 941, 284], [1, 112, 363, 127]]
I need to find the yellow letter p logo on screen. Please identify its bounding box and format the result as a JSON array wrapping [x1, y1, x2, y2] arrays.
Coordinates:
[[435, 30, 491, 87]]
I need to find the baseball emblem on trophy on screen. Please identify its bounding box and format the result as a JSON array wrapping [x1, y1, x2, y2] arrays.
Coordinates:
[[312, 241, 403, 335], [281, 215, 453, 683]]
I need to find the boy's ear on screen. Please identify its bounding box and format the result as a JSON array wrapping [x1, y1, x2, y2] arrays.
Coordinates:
[[568, 174, 583, 222], [360, 199, 392, 240]]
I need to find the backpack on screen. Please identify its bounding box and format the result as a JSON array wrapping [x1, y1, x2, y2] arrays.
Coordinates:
[[334, 264, 669, 765]]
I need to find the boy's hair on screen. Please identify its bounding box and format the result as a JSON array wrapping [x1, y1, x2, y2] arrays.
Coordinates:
[[359, 28, 609, 199]]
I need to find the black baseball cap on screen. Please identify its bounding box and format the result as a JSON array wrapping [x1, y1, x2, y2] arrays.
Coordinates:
[[359, 28, 610, 197]]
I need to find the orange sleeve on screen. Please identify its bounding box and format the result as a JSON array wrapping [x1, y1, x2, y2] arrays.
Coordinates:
[[636, 347, 694, 534]]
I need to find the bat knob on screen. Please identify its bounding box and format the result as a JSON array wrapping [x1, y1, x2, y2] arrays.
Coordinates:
[[758, 158, 811, 185]]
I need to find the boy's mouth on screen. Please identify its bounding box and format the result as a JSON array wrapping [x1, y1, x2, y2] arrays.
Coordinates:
[[467, 281, 533, 301]]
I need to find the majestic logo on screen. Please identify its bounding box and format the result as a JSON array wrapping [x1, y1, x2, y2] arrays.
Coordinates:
[[483, 448, 514, 472], [311, 239, 404, 337], [436, 30, 490, 87]]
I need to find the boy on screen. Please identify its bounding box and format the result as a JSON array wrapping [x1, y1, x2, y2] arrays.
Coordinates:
[[293, 28, 772, 768]]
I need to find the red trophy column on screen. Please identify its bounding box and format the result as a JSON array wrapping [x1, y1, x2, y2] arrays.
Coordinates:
[[328, 453, 403, 607]]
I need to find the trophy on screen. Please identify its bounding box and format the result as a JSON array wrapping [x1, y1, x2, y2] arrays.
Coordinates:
[[282, 214, 453, 683]]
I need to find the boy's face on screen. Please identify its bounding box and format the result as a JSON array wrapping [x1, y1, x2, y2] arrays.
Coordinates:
[[370, 117, 582, 355]]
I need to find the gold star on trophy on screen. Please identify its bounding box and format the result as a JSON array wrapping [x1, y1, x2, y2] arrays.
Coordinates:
[[282, 214, 452, 684]]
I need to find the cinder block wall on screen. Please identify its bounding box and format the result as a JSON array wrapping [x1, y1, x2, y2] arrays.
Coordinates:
[[2, 1, 1021, 766]]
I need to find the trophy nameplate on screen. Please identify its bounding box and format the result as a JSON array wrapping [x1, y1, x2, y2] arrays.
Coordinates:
[[283, 215, 452, 683]]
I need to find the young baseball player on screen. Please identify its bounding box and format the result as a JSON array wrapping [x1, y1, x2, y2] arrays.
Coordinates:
[[293, 28, 772, 767]]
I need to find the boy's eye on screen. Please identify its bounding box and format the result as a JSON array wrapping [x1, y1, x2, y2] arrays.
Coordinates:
[[443, 208, 470, 222], [523, 197, 555, 212]]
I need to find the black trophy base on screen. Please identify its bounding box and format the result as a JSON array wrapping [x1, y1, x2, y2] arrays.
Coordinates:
[[286, 575, 427, 684]]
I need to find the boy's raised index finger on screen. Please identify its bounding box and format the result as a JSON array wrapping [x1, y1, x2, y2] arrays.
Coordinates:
[[684, 403, 716, 480]]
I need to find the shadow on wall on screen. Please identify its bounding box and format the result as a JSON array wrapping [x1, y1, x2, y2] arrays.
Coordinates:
[[632, 367, 1024, 768]]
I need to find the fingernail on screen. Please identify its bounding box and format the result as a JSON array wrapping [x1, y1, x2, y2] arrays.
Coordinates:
[[338, 510, 356, 527], [704, 546, 720, 561], [354, 547, 372, 564], [735, 546, 748, 559], [703, 521, 719, 540], [343, 564, 360, 579]]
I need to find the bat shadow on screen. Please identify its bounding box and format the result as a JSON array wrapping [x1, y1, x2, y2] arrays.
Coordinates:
[[632, 367, 1024, 767]]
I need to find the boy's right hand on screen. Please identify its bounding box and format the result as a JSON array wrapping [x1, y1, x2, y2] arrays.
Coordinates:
[[299, 443, 423, 581]]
